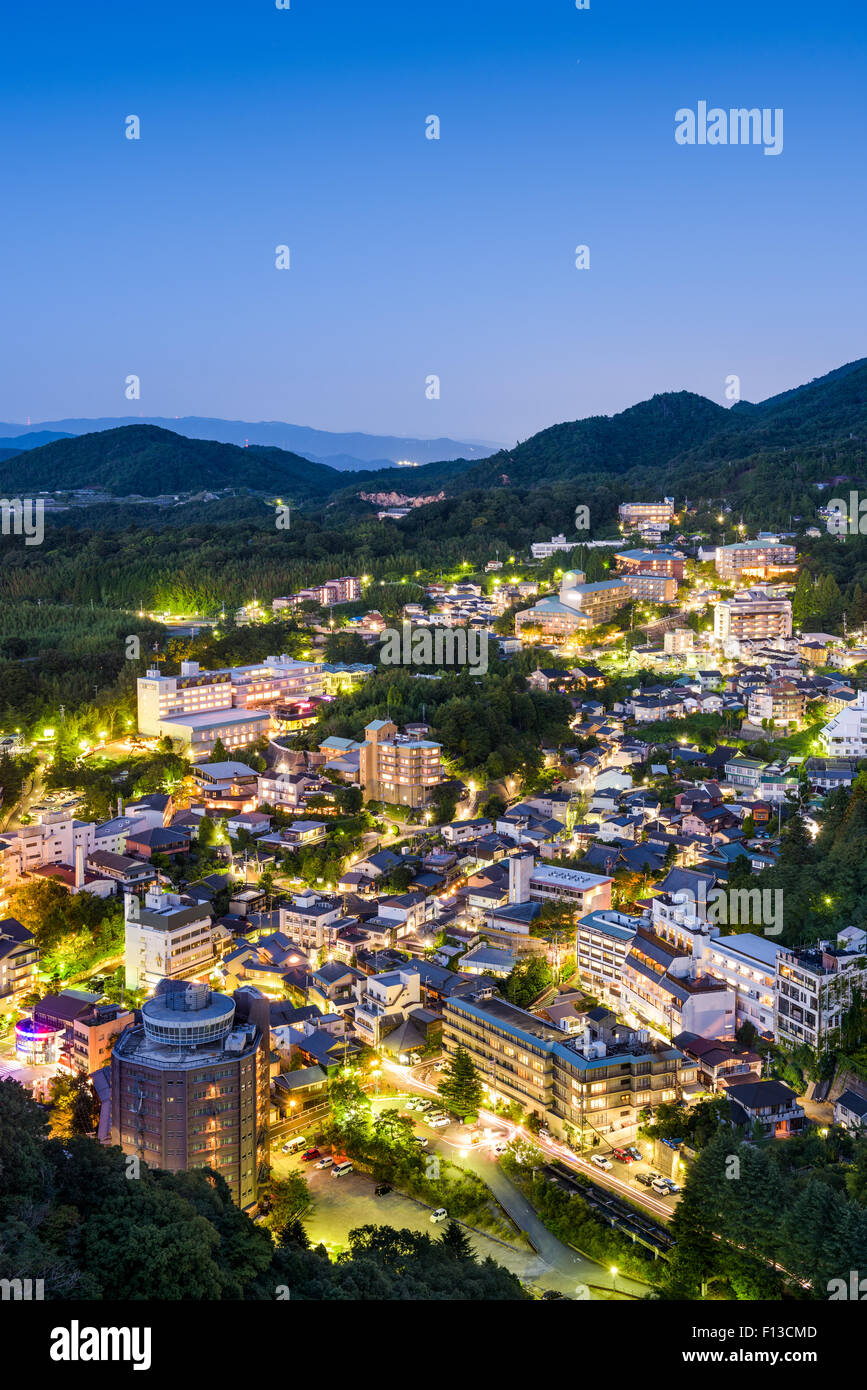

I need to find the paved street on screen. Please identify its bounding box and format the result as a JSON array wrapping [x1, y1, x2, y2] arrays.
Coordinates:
[[272, 1074, 655, 1299], [385, 1059, 678, 1224]]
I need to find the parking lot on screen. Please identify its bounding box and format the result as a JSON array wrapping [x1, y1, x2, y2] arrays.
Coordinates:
[[271, 1155, 568, 1287], [585, 1146, 683, 1201]]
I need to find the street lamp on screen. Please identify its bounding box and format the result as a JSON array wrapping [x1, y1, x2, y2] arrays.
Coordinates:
[[610, 1265, 618, 1294]]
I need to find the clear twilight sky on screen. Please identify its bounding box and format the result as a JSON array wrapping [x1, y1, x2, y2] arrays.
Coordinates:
[[0, 0, 864, 444]]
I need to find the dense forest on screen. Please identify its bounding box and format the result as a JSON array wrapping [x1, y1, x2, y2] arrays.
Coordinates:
[[663, 1124, 867, 1300], [297, 664, 574, 784], [0, 425, 338, 499], [0, 1082, 525, 1300]]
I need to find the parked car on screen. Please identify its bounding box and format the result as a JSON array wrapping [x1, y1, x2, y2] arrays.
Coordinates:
[[429, 1207, 448, 1224], [301, 1148, 320, 1162], [416, 1098, 432, 1111], [635, 1172, 654, 1187], [315, 1155, 334, 1169], [626, 1146, 642, 1161], [428, 1115, 450, 1128], [651, 1176, 672, 1195], [590, 1153, 613, 1171], [405, 1098, 419, 1110], [663, 1179, 682, 1194], [374, 1183, 392, 1196], [611, 1147, 632, 1163], [331, 1160, 354, 1178], [538, 1128, 551, 1141], [281, 1135, 307, 1154]]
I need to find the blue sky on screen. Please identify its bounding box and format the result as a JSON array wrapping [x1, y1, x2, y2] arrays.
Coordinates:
[[0, 0, 864, 443]]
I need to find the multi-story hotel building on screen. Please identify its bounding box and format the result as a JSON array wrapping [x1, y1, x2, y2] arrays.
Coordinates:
[[820, 688, 867, 758], [124, 888, 220, 991], [443, 992, 693, 1140], [17, 993, 131, 1072], [774, 932, 867, 1051], [713, 590, 793, 646], [111, 980, 269, 1211], [358, 719, 443, 808], [575, 909, 644, 1002], [701, 932, 781, 1039], [71, 1002, 136, 1073], [618, 499, 676, 529], [530, 534, 582, 560], [559, 573, 629, 624], [272, 575, 362, 610], [0, 811, 141, 913], [528, 862, 613, 914], [714, 539, 797, 580], [620, 925, 735, 1040], [0, 917, 39, 1014], [516, 571, 629, 640], [353, 967, 423, 1047], [136, 656, 325, 759], [620, 572, 678, 603], [664, 627, 695, 655], [747, 679, 807, 729], [615, 548, 686, 582]]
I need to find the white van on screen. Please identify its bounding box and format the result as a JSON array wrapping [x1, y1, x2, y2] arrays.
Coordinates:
[[651, 1176, 671, 1195], [429, 1207, 448, 1224], [282, 1135, 307, 1154], [331, 1160, 354, 1178]]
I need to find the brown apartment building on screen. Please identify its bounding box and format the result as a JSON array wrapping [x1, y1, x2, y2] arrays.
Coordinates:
[[615, 549, 686, 582], [359, 719, 443, 808], [443, 992, 693, 1140], [111, 980, 269, 1211]]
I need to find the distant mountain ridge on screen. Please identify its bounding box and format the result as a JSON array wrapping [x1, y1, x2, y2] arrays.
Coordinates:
[[348, 357, 867, 499], [0, 425, 339, 500], [3, 357, 864, 505], [0, 416, 500, 472], [0, 431, 74, 451]]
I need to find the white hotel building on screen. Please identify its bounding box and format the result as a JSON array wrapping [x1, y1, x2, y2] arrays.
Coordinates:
[[528, 862, 613, 914], [0, 811, 143, 914], [575, 909, 645, 1002], [124, 888, 220, 991], [701, 932, 781, 1038], [820, 688, 867, 759], [136, 657, 325, 759]]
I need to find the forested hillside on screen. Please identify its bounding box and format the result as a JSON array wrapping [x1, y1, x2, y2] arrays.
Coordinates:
[[0, 424, 338, 499]]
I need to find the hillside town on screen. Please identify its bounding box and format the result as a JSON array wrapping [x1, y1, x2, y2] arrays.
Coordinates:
[[4, 493, 867, 1311]]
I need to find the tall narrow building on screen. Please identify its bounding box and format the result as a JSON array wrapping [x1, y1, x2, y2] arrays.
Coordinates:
[[110, 980, 269, 1211]]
